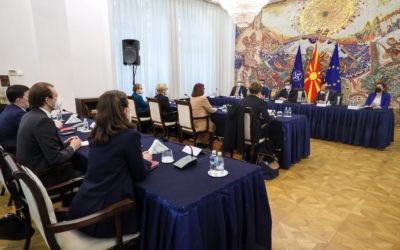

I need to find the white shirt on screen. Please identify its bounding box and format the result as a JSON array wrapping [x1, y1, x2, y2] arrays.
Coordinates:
[[372, 95, 382, 106]]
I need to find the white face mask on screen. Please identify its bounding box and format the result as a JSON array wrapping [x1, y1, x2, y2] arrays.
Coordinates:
[[51, 98, 62, 110], [320, 91, 325, 95], [285, 86, 291, 91], [237, 83, 242, 87]]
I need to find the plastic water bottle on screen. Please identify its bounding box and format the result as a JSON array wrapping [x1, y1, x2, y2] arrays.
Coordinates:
[[83, 118, 89, 130], [240, 93, 243, 99], [57, 109, 62, 121], [288, 107, 292, 117], [209, 150, 217, 172], [284, 107, 288, 117], [216, 152, 224, 171]]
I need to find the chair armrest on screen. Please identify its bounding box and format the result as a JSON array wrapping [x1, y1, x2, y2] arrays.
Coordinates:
[[193, 115, 209, 120], [47, 198, 135, 233], [46, 176, 84, 195]]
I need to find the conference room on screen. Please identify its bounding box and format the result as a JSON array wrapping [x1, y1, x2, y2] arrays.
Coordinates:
[[1, 0, 400, 249]]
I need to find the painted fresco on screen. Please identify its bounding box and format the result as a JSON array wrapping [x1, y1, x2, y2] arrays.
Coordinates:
[[234, 0, 400, 108]]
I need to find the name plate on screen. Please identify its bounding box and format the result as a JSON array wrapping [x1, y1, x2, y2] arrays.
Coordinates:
[[316, 103, 327, 107], [347, 105, 360, 110], [275, 100, 284, 104]]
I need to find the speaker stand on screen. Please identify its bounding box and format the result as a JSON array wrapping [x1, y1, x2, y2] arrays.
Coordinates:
[[132, 65, 138, 86]]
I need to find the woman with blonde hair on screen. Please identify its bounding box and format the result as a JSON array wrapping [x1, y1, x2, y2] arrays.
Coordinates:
[[154, 83, 177, 122]]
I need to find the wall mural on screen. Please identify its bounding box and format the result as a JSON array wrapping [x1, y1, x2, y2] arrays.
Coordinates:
[[234, 0, 400, 108]]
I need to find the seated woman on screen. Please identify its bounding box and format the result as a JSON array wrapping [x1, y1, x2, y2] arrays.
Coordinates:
[[154, 83, 177, 122], [68, 90, 152, 237], [131, 83, 149, 116], [364, 82, 391, 109], [190, 83, 217, 146]]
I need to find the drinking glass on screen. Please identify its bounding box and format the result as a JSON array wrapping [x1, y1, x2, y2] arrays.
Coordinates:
[[161, 149, 174, 163]]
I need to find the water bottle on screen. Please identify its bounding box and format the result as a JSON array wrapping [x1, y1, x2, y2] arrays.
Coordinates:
[[288, 107, 292, 117], [57, 109, 62, 121], [240, 93, 243, 99], [216, 152, 224, 171], [209, 150, 217, 172], [284, 107, 288, 117], [349, 99, 355, 106], [83, 118, 89, 130]]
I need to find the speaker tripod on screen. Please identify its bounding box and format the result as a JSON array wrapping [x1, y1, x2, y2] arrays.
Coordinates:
[[132, 65, 138, 86]]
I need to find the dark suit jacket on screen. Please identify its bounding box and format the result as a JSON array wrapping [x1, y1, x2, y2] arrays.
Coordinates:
[[314, 90, 338, 105], [261, 86, 269, 98], [364, 92, 391, 109], [229, 85, 247, 97], [0, 104, 26, 146], [275, 88, 298, 102], [154, 94, 177, 122], [68, 129, 150, 237], [240, 95, 273, 144], [16, 108, 75, 186]]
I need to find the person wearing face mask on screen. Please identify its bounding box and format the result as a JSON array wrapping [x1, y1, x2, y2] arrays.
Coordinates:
[[229, 81, 247, 97], [68, 90, 152, 237], [275, 80, 298, 102], [154, 83, 177, 122], [16, 82, 82, 187], [364, 82, 391, 109], [314, 83, 338, 106], [0, 85, 30, 152], [132, 83, 149, 116]]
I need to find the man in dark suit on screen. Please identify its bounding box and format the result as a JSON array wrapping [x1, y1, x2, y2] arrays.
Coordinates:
[[0, 85, 30, 150], [240, 81, 273, 144], [260, 79, 269, 98], [229, 81, 247, 97], [16, 82, 82, 187], [274, 80, 298, 102], [314, 83, 338, 106]]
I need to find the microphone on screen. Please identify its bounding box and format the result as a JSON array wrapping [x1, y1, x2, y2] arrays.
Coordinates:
[[173, 145, 197, 169]]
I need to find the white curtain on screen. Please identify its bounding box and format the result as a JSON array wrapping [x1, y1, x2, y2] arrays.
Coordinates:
[[113, 0, 235, 99]]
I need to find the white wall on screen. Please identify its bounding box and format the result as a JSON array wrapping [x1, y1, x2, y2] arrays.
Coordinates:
[[0, 0, 115, 112]]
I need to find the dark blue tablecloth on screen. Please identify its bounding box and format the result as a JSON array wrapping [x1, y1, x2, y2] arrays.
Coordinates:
[[211, 109, 310, 169], [60, 116, 272, 250], [266, 102, 395, 149]]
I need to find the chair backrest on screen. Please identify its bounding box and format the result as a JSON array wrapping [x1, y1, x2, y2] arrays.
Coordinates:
[[336, 93, 343, 106], [175, 100, 195, 132], [296, 88, 304, 102], [147, 97, 162, 124], [127, 97, 139, 122], [8, 156, 58, 248], [243, 107, 253, 145]]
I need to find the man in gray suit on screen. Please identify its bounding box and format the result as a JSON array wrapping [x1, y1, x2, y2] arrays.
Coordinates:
[[16, 82, 82, 187]]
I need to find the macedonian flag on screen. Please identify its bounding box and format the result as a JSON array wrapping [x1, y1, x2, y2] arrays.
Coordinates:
[[304, 43, 321, 103]]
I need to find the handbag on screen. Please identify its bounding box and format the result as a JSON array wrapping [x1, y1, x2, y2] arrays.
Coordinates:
[[0, 213, 34, 240], [256, 153, 279, 180]]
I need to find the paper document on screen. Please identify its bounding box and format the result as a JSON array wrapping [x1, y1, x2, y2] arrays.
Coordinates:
[[148, 139, 169, 154], [182, 145, 202, 156], [65, 114, 82, 124], [81, 141, 89, 146]]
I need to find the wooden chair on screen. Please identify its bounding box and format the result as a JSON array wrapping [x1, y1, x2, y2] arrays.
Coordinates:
[[5, 153, 140, 250], [175, 99, 213, 147], [243, 107, 267, 162], [0, 146, 33, 249], [147, 97, 177, 139], [128, 97, 151, 132], [295, 88, 304, 102]]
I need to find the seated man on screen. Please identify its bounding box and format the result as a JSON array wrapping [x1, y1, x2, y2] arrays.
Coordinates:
[[229, 81, 247, 97], [240, 81, 273, 145], [131, 83, 149, 116], [274, 80, 298, 102], [314, 83, 338, 105], [0, 85, 30, 151], [16, 82, 82, 187], [260, 79, 269, 98]]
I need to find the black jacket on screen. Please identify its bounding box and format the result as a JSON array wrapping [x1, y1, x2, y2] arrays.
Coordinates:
[[229, 85, 247, 97], [314, 90, 338, 105], [274, 88, 298, 102]]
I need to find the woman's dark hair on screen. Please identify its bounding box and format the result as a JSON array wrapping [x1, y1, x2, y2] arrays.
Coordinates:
[[376, 82, 388, 93], [191, 83, 204, 97], [89, 90, 133, 146], [29, 82, 54, 108], [6, 85, 29, 103]]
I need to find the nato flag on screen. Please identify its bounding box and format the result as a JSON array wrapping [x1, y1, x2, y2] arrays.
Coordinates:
[[290, 45, 304, 89], [326, 44, 341, 93]]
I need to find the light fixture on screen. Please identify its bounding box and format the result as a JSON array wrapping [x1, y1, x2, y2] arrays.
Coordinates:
[[216, 0, 271, 28]]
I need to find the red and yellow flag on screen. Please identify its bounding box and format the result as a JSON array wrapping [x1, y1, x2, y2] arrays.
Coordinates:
[[304, 43, 321, 103]]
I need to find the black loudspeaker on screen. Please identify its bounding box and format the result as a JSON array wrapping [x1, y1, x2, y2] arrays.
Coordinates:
[[122, 39, 140, 66]]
